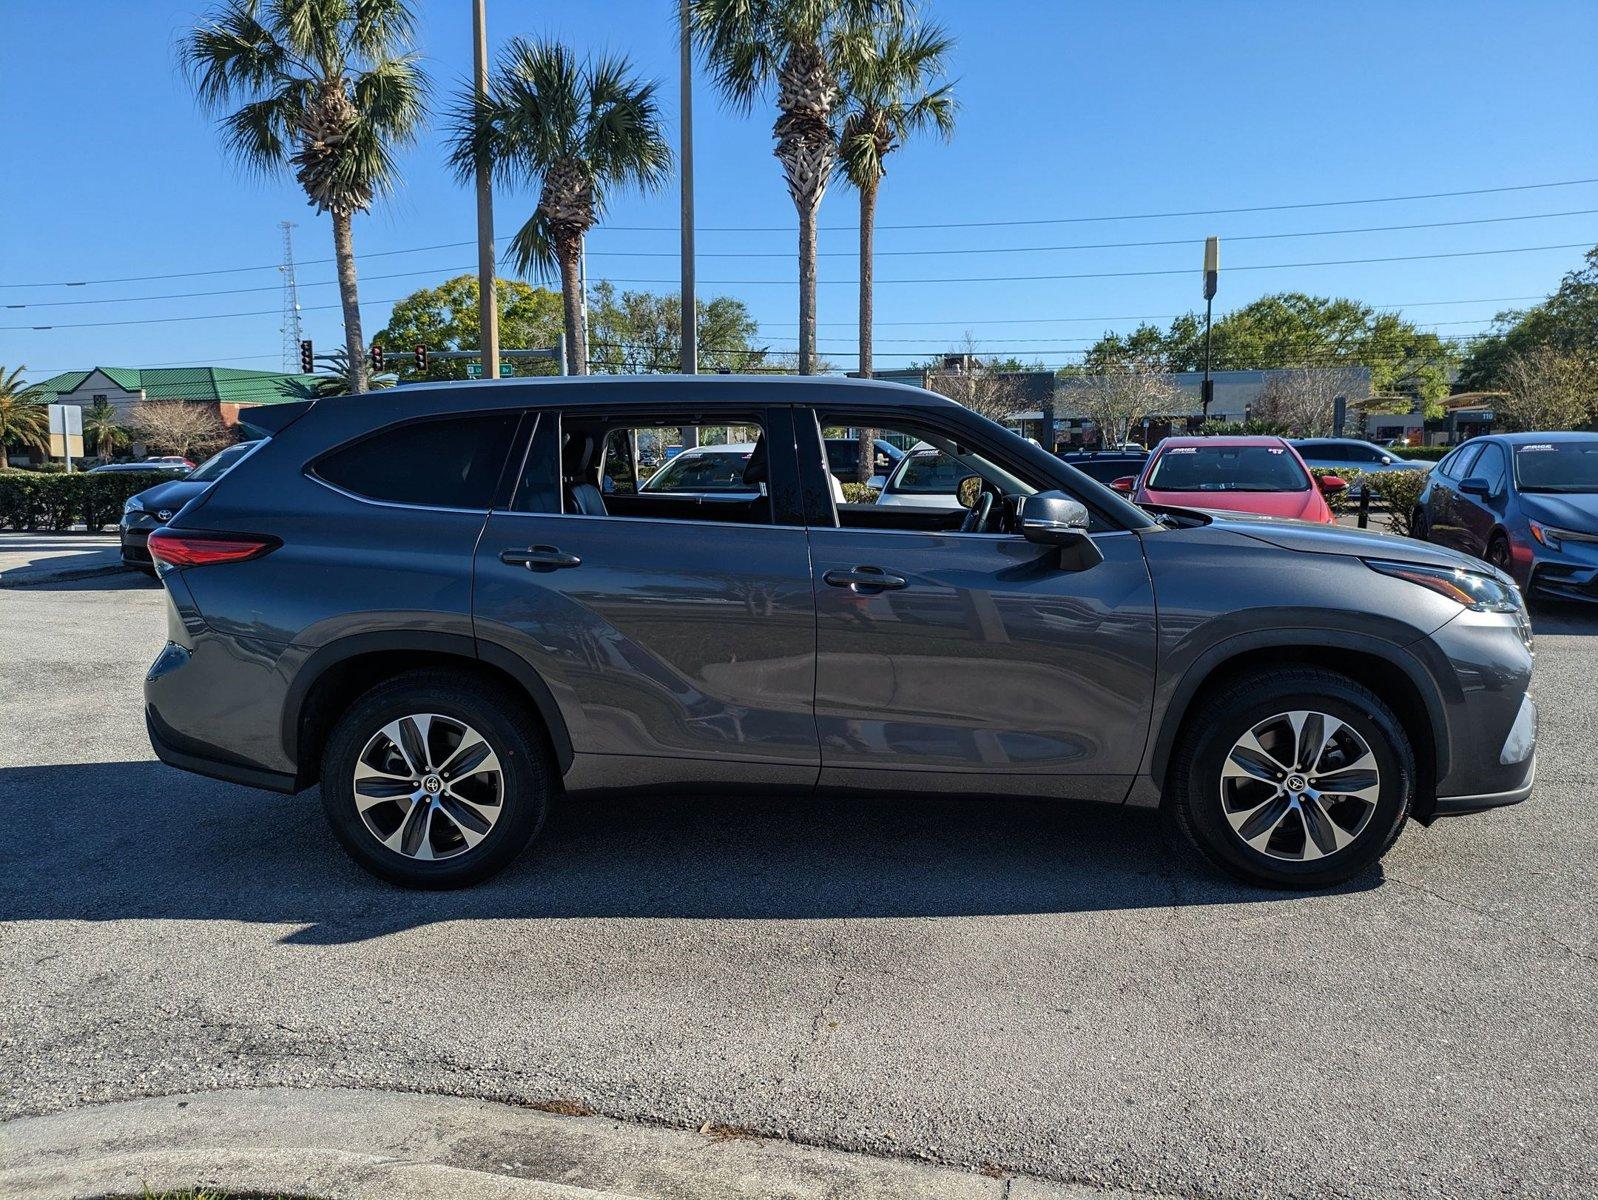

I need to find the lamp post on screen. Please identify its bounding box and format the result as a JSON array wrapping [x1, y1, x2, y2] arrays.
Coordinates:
[[472, 0, 499, 381], [1201, 236, 1219, 421]]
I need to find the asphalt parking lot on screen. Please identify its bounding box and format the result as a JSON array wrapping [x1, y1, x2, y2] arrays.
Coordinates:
[[3, 570, 1596, 1199]]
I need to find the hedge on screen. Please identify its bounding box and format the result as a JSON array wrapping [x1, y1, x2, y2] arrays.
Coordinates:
[[0, 471, 179, 532], [1395, 445, 1449, 462]]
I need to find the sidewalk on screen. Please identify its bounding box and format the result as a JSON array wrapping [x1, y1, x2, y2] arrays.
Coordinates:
[[0, 1088, 1151, 1200], [0, 533, 128, 587]]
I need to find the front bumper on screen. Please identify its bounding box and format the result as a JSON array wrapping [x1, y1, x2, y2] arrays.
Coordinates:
[[120, 513, 156, 564], [1431, 695, 1536, 817]]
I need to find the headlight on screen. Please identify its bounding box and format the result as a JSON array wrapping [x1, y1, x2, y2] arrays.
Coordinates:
[[122, 499, 142, 515], [1529, 520, 1567, 551], [1365, 559, 1523, 613]]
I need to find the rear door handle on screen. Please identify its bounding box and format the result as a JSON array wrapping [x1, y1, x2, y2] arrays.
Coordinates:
[[823, 566, 908, 591], [501, 545, 582, 570]]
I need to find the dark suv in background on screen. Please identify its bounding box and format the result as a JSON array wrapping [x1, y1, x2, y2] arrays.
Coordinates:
[[144, 376, 1536, 890]]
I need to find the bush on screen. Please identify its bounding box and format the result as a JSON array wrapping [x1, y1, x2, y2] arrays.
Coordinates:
[[1394, 445, 1449, 462], [1367, 470, 1430, 537], [0, 470, 176, 532], [840, 482, 877, 504]]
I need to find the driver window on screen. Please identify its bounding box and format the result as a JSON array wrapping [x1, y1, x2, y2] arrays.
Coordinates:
[[816, 415, 1042, 536]]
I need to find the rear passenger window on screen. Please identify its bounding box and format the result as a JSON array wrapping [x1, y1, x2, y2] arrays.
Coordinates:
[[314, 412, 518, 510]]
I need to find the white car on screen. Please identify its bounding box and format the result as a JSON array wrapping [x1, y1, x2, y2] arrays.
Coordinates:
[[641, 442, 844, 503], [873, 442, 1031, 509]]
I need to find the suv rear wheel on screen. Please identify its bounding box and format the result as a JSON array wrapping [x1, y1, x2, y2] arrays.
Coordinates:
[[1168, 667, 1413, 888], [320, 670, 550, 888]]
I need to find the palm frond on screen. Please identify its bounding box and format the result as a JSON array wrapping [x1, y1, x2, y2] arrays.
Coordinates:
[[690, 0, 778, 111], [349, 0, 416, 62], [219, 85, 303, 173], [352, 52, 428, 140], [507, 212, 560, 283], [181, 1, 294, 108]]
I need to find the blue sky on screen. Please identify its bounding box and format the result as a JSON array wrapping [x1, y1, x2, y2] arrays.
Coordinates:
[[4, 0, 1595, 382]]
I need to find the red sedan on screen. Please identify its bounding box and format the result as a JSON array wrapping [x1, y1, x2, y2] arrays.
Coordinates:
[[1112, 436, 1346, 524]]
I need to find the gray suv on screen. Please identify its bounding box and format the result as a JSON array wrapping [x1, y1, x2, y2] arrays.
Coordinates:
[[143, 376, 1536, 890]]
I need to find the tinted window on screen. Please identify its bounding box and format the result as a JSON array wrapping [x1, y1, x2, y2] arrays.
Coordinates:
[[643, 448, 758, 493], [1065, 457, 1145, 484], [511, 412, 562, 513], [315, 412, 517, 510], [1512, 439, 1598, 492], [1473, 444, 1507, 495], [1449, 443, 1485, 482], [1347, 443, 1388, 463], [1301, 443, 1347, 462], [187, 442, 255, 483], [889, 449, 971, 495], [1148, 445, 1310, 492]]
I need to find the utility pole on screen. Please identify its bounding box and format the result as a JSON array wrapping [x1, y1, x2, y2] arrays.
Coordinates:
[[1201, 236, 1219, 423], [678, 0, 697, 376], [472, 0, 500, 381]]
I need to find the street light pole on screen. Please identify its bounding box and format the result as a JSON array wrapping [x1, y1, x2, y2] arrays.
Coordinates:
[[678, 0, 697, 376], [472, 0, 500, 381], [1201, 236, 1219, 422]]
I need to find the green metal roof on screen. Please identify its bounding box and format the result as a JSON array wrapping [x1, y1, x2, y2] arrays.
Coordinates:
[[23, 366, 318, 405]]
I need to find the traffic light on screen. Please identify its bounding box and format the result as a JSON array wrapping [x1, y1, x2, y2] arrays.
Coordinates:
[[299, 339, 313, 374], [370, 343, 385, 373], [414, 344, 429, 372]]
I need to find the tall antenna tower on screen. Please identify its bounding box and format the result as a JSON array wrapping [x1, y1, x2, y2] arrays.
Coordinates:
[[278, 221, 303, 371]]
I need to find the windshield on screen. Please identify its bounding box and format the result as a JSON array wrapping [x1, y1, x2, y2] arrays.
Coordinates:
[[886, 445, 1035, 497], [187, 442, 255, 483], [1513, 440, 1598, 492], [642, 449, 755, 493], [1148, 445, 1310, 492]]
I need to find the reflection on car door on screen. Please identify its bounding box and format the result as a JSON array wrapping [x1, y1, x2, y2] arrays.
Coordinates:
[[472, 406, 821, 791], [1429, 443, 1482, 550], [1456, 442, 1507, 557], [799, 416, 1158, 803]]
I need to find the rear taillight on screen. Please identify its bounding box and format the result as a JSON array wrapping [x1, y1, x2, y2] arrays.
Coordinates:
[[147, 529, 279, 568]]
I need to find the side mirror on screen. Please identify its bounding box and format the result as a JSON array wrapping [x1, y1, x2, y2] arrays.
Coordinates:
[[1380, 456, 1392, 465], [866, 474, 886, 491], [1110, 475, 1137, 493], [1458, 476, 1490, 497], [956, 474, 983, 510], [1019, 491, 1103, 572], [1318, 474, 1348, 494]]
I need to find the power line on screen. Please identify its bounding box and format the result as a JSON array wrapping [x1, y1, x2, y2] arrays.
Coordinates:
[[6, 176, 1595, 290], [5, 240, 1583, 331]]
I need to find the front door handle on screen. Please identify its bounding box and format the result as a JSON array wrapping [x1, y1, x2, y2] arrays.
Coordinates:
[[501, 545, 582, 570], [823, 566, 908, 592]]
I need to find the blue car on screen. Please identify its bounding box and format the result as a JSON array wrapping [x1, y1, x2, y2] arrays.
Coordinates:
[[1413, 432, 1598, 603]]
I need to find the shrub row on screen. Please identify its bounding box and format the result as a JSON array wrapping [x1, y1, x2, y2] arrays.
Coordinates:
[[1395, 445, 1449, 461], [0, 470, 178, 532]]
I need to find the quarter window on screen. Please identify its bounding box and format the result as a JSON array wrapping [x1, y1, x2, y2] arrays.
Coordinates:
[[314, 412, 518, 510], [1473, 444, 1507, 494]]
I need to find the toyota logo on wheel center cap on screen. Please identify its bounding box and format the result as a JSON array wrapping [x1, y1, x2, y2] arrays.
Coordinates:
[[421, 774, 443, 795], [1286, 774, 1307, 792]]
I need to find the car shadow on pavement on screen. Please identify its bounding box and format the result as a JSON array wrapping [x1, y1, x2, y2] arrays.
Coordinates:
[[0, 761, 1379, 942]]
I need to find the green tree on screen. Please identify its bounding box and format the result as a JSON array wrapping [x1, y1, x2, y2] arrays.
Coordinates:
[[836, 15, 953, 477], [1458, 244, 1598, 393], [587, 281, 763, 373], [375, 275, 564, 381], [447, 40, 671, 376], [1077, 293, 1458, 417], [693, 0, 902, 375], [0, 367, 48, 466], [182, 0, 428, 394], [83, 397, 128, 461]]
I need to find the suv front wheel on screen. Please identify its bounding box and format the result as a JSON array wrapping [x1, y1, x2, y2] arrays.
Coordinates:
[[320, 670, 551, 888], [1168, 668, 1414, 888]]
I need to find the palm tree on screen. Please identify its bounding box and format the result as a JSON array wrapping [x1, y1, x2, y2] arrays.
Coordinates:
[[836, 17, 954, 477], [83, 397, 128, 462], [447, 40, 671, 376], [282, 349, 398, 396], [181, 0, 427, 393], [693, 0, 902, 375], [0, 366, 48, 468]]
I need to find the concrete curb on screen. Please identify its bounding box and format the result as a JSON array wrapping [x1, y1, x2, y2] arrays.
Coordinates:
[[0, 1088, 1144, 1200]]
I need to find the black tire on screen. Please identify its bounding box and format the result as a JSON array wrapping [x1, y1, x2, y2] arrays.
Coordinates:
[[1410, 508, 1429, 541], [1485, 533, 1512, 573], [320, 669, 551, 888], [1168, 667, 1414, 889]]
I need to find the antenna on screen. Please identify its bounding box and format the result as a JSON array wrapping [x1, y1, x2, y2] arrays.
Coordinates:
[[278, 221, 303, 371]]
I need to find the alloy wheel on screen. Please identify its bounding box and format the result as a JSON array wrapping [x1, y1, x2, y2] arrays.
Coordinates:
[[1219, 710, 1381, 862], [352, 714, 504, 861]]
